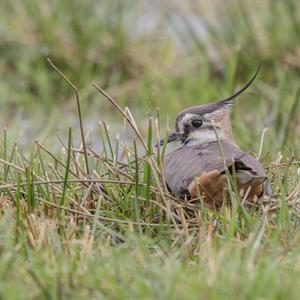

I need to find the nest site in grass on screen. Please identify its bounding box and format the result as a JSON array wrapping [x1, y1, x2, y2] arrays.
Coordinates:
[[1, 59, 299, 243]]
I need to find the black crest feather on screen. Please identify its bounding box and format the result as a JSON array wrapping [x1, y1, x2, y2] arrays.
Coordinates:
[[217, 63, 262, 106]]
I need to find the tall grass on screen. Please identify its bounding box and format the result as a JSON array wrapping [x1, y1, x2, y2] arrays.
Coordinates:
[[0, 0, 300, 299]]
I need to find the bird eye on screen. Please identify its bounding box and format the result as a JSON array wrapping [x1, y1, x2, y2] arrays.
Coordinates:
[[191, 119, 203, 128]]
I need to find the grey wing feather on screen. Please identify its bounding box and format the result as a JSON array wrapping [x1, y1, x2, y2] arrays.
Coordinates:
[[164, 141, 270, 196]]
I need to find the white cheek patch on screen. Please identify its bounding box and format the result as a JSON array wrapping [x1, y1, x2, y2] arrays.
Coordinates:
[[185, 129, 223, 146]]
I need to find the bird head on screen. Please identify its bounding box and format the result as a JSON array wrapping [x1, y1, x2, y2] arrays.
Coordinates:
[[160, 65, 261, 147]]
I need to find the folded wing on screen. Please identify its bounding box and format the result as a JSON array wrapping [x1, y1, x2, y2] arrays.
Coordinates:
[[164, 141, 271, 201]]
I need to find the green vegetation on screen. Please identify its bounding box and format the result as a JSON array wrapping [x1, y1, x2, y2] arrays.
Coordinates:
[[0, 0, 299, 299]]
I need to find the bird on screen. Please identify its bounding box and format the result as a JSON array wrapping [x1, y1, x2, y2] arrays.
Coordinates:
[[160, 66, 272, 208]]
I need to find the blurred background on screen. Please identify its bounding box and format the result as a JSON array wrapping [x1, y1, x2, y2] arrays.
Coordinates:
[[0, 0, 299, 154]]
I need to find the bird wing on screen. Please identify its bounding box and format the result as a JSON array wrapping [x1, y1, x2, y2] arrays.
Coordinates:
[[163, 141, 269, 197]]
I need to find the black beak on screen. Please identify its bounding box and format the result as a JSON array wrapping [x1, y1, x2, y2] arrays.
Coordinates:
[[156, 132, 177, 147]]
